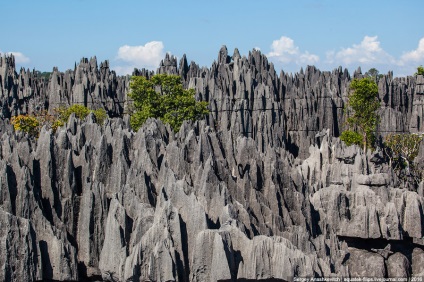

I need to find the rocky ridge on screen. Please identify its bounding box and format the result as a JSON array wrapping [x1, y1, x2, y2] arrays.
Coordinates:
[[0, 47, 423, 281], [2, 47, 424, 158]]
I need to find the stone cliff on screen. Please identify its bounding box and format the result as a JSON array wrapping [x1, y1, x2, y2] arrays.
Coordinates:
[[0, 47, 423, 281]]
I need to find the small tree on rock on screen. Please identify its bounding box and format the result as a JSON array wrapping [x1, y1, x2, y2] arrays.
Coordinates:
[[383, 133, 423, 184], [341, 77, 380, 151], [129, 74, 209, 131], [365, 67, 383, 82], [416, 65, 424, 76]]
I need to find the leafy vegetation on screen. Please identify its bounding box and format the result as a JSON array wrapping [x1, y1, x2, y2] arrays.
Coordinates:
[[340, 130, 362, 146], [93, 108, 108, 124], [11, 115, 40, 137], [129, 74, 209, 131], [383, 133, 423, 184], [416, 65, 424, 76], [10, 105, 107, 137], [365, 68, 383, 81], [57, 104, 91, 120], [35, 71, 52, 80], [341, 77, 380, 151], [53, 105, 107, 129]]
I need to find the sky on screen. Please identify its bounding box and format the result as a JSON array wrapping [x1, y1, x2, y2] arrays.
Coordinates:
[[1, 0, 423, 77]]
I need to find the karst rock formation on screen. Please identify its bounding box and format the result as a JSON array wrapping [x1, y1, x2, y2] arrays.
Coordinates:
[[0, 46, 423, 281]]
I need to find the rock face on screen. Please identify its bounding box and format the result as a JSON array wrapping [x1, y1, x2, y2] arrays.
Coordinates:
[[0, 48, 423, 281], [0, 56, 129, 118]]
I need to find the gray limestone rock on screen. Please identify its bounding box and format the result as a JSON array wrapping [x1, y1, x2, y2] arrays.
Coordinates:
[[346, 247, 386, 278], [190, 230, 231, 282], [0, 209, 41, 281], [0, 48, 423, 281], [386, 252, 410, 278], [412, 248, 424, 276]]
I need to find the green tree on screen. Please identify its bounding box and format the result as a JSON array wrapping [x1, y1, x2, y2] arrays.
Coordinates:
[[416, 65, 424, 75], [340, 130, 362, 146], [365, 68, 383, 81], [129, 74, 209, 131], [342, 77, 380, 151], [383, 133, 423, 183]]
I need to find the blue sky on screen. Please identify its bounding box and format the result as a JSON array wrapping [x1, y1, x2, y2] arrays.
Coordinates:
[[1, 0, 423, 77]]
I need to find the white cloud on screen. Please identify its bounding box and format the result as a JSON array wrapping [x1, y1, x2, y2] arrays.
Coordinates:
[[10, 52, 30, 64], [399, 38, 424, 65], [326, 36, 395, 66], [0, 50, 30, 64], [267, 36, 319, 65], [116, 41, 164, 69]]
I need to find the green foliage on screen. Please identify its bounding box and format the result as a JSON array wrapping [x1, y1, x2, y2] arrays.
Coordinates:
[[52, 119, 64, 132], [344, 77, 380, 151], [57, 104, 107, 124], [40, 72, 52, 79], [58, 104, 91, 121], [416, 65, 424, 76], [35, 71, 52, 80], [340, 130, 362, 146], [384, 133, 422, 168], [384, 133, 422, 162], [93, 108, 107, 124], [129, 74, 209, 131], [11, 115, 40, 137], [10, 105, 107, 137], [366, 68, 379, 77], [365, 68, 383, 81], [383, 133, 423, 184]]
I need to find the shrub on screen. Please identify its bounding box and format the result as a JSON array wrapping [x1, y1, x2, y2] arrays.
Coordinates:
[[340, 130, 362, 146], [93, 108, 107, 124], [57, 104, 91, 121], [416, 66, 424, 76], [51, 120, 64, 132], [384, 133, 422, 167], [57, 104, 107, 124], [383, 133, 423, 185], [11, 115, 40, 137], [10, 105, 107, 137]]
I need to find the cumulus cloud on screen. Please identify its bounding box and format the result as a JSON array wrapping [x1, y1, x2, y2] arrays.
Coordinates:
[[115, 41, 165, 74], [399, 38, 424, 65], [267, 36, 319, 65], [326, 36, 395, 66], [10, 52, 30, 64], [0, 50, 30, 64]]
